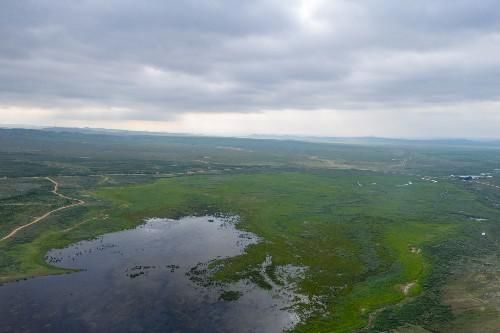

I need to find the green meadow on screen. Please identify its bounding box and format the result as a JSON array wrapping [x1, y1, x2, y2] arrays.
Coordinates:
[[79, 172, 498, 331], [2, 129, 500, 332]]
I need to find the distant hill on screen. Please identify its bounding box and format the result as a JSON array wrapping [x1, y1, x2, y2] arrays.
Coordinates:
[[247, 134, 500, 148], [2, 125, 500, 148]]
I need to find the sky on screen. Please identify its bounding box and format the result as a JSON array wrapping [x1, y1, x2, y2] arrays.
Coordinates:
[[1, 0, 500, 138]]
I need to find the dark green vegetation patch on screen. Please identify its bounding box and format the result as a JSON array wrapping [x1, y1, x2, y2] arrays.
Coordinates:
[[219, 290, 243, 301]]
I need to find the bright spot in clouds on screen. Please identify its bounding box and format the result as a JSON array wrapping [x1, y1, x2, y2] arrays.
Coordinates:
[[1, 0, 500, 138]]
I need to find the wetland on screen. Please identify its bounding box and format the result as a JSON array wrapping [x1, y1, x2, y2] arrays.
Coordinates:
[[2, 129, 500, 332], [0, 216, 300, 333]]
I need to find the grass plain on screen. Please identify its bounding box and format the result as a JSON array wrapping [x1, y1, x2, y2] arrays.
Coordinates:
[[1, 128, 500, 332]]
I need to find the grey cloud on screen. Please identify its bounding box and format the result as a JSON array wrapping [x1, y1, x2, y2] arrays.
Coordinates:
[[1, 0, 500, 120]]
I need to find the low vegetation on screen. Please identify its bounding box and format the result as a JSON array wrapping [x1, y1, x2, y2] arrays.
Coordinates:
[[1, 128, 500, 332]]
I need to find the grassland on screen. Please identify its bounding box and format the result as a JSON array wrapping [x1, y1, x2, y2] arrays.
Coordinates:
[[1, 128, 500, 332], [94, 171, 500, 332]]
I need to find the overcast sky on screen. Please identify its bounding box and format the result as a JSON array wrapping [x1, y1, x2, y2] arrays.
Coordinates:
[[1, 0, 500, 138]]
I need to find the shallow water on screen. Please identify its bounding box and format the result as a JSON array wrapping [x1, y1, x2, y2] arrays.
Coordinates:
[[0, 216, 299, 333]]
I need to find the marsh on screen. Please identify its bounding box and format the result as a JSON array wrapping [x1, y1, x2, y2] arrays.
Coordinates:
[[0, 216, 298, 333]]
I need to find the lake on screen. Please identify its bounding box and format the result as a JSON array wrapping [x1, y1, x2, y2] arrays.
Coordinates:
[[0, 216, 300, 333]]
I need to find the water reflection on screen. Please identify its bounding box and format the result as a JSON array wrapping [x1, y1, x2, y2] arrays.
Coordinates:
[[0, 216, 301, 333]]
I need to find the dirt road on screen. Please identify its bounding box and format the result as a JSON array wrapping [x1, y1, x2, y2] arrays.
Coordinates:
[[0, 177, 85, 242]]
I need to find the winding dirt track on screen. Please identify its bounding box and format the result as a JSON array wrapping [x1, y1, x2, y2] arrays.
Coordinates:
[[0, 168, 244, 242], [0, 177, 85, 242]]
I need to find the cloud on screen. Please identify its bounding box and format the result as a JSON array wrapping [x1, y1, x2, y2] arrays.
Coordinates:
[[1, 0, 500, 136]]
